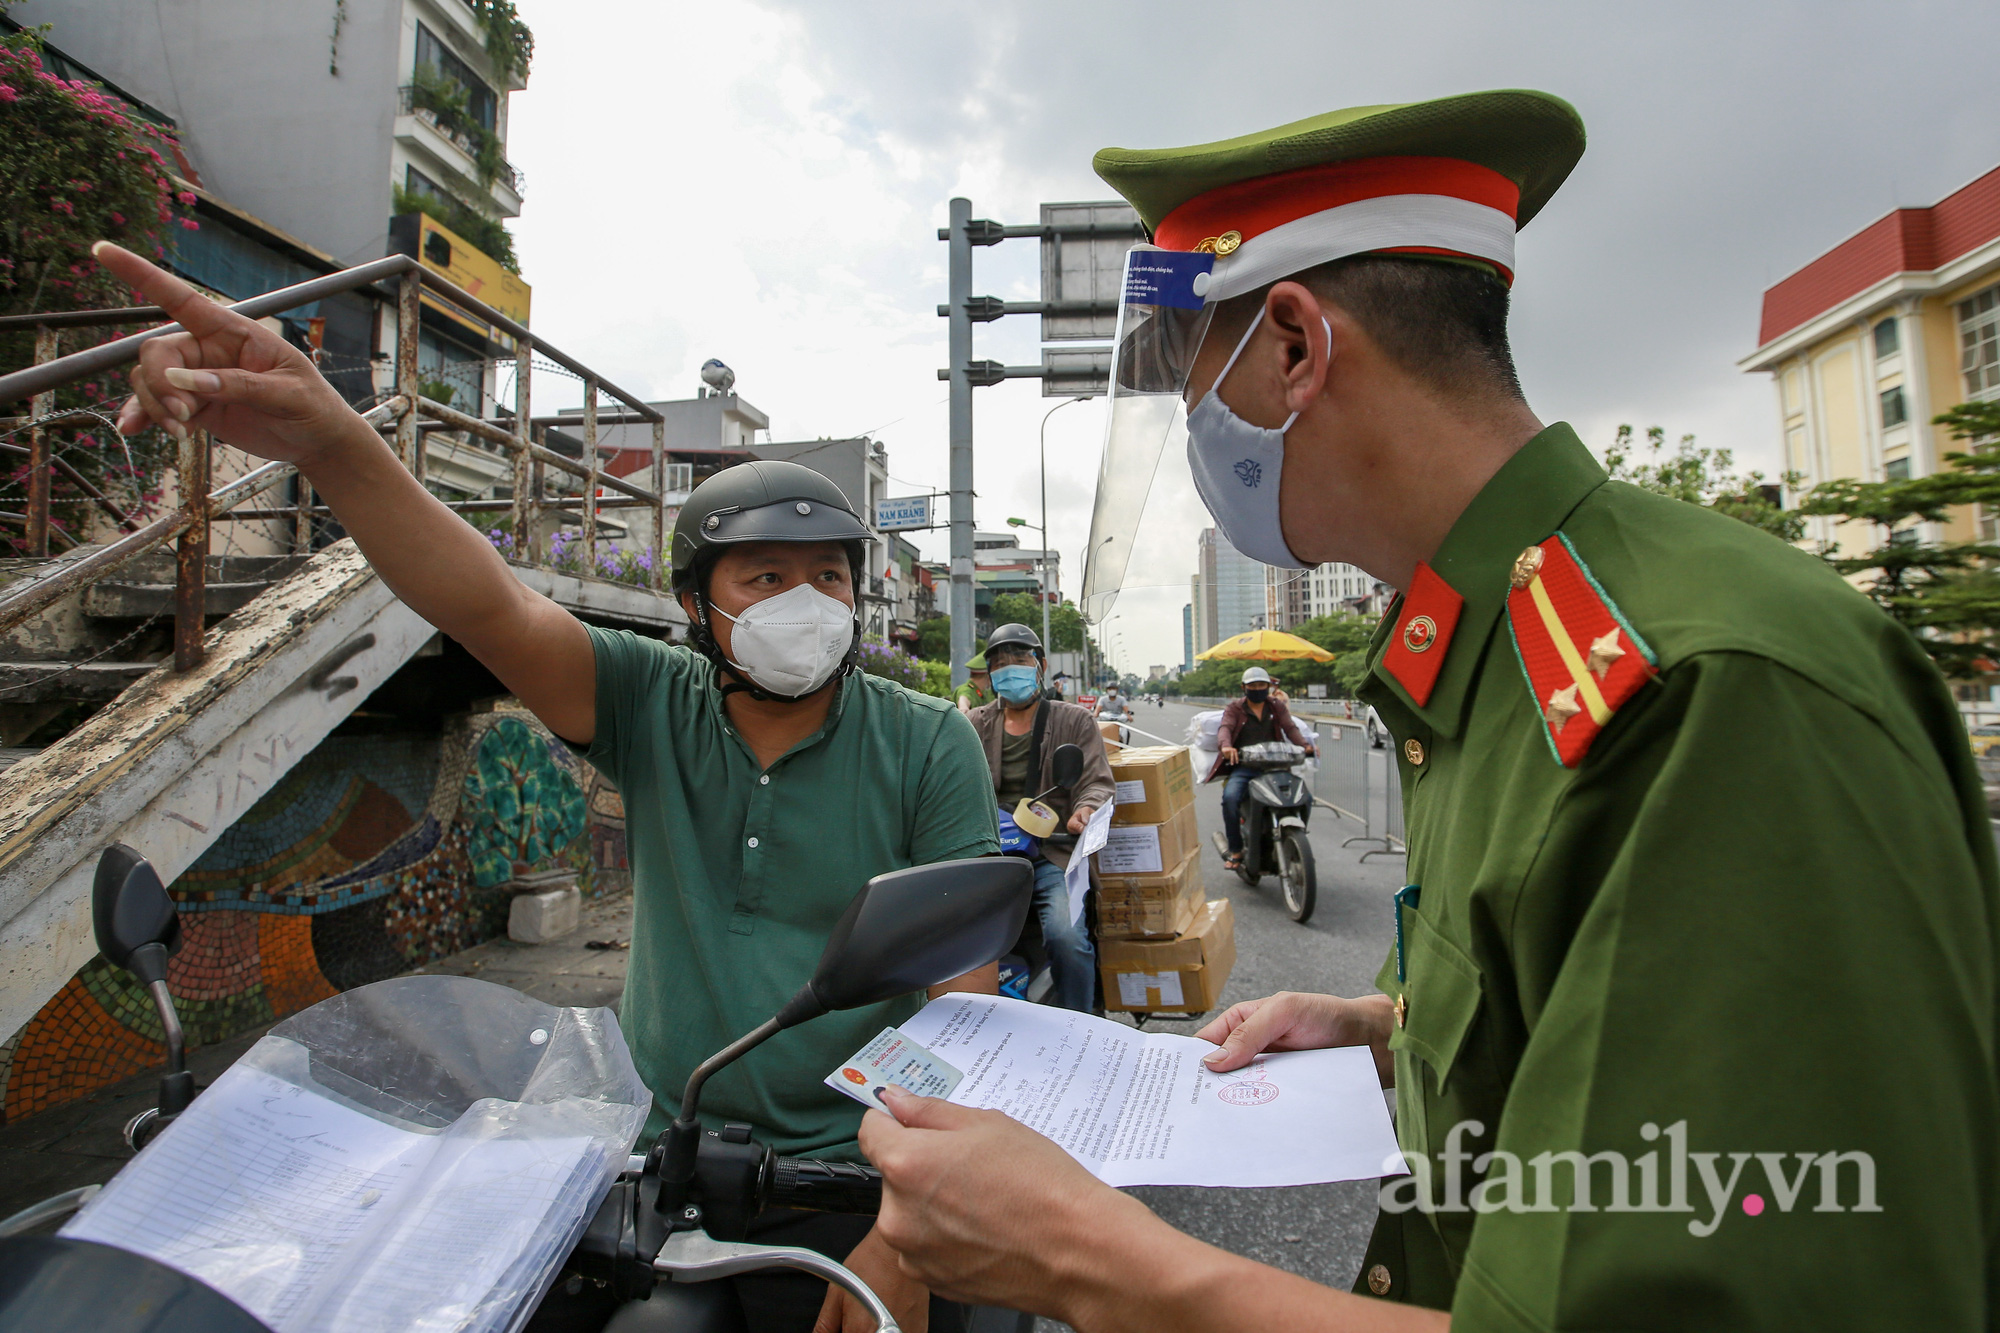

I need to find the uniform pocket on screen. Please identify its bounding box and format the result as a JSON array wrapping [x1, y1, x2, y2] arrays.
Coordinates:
[[1386, 905, 1483, 1095]]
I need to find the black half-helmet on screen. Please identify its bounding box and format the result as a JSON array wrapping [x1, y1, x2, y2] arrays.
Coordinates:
[[671, 460, 873, 595], [985, 622, 1045, 661]]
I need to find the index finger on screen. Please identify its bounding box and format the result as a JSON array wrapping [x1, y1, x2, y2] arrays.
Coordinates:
[[92, 241, 247, 339]]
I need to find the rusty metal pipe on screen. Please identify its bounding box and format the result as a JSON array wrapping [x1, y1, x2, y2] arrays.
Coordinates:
[[27, 326, 56, 557], [412, 396, 658, 504], [174, 429, 210, 671], [0, 255, 418, 406]]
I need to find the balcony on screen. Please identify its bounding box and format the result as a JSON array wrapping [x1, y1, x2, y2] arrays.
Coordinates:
[[397, 85, 525, 203]]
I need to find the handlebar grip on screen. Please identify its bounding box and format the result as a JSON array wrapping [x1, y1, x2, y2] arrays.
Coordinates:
[[765, 1156, 884, 1215]]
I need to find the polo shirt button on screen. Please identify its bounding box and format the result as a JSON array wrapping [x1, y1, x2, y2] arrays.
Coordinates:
[[1367, 1263, 1392, 1295], [747, 836, 759, 848], [759, 775, 770, 785]]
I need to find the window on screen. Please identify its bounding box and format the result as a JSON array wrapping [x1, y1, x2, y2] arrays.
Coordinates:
[[663, 462, 693, 493], [415, 23, 497, 131], [1880, 385, 1908, 429], [1884, 456, 1911, 481], [1873, 318, 1900, 359], [1962, 286, 2000, 400]]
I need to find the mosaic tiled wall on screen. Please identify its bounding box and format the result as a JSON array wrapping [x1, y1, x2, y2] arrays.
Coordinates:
[[0, 706, 630, 1122]]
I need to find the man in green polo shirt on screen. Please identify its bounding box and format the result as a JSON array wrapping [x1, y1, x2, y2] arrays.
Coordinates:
[[95, 241, 997, 1333], [851, 93, 1999, 1331]]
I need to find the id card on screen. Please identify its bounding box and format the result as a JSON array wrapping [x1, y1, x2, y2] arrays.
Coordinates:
[[825, 1027, 962, 1112]]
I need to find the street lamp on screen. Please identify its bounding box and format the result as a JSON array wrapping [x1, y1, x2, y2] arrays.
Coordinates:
[[1031, 395, 1092, 680]]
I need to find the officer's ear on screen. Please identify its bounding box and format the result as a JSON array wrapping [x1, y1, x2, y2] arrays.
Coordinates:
[[1264, 281, 1335, 418]]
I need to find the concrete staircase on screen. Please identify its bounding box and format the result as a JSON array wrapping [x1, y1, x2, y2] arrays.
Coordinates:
[[0, 541, 683, 1038]]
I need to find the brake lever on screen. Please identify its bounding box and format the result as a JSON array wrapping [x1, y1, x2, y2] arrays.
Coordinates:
[[652, 1231, 901, 1333]]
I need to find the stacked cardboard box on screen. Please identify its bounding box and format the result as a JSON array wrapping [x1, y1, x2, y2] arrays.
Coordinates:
[[1096, 747, 1200, 940], [1100, 899, 1237, 1014]]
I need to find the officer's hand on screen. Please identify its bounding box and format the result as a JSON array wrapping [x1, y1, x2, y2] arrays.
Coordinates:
[[1066, 804, 1095, 835], [862, 1089, 1162, 1315], [95, 242, 355, 465], [1221, 746, 1239, 764], [1196, 992, 1395, 1088]]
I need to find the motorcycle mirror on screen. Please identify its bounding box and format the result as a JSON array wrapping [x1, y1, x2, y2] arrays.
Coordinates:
[[1050, 743, 1085, 791], [92, 845, 180, 986], [778, 858, 1032, 1025]]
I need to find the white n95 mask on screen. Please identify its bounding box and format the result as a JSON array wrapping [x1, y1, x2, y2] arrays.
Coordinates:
[[711, 582, 856, 698], [1184, 309, 1330, 570]]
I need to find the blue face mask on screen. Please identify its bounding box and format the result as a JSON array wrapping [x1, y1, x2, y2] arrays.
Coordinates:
[[991, 664, 1041, 705]]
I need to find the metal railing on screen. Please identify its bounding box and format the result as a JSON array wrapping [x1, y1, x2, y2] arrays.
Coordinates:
[[0, 253, 666, 672]]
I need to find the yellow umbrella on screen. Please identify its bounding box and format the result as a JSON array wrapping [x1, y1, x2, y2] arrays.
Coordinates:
[[1195, 629, 1336, 662]]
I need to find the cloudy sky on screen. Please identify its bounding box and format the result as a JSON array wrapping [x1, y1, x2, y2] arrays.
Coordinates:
[[509, 0, 2000, 670]]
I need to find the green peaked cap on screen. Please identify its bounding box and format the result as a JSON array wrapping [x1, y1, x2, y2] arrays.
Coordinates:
[[1093, 89, 1586, 233]]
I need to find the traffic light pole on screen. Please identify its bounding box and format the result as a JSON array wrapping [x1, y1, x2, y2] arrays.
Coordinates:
[[947, 198, 976, 686], [937, 200, 1140, 688]]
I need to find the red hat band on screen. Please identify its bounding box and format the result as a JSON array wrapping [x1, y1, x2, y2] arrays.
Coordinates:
[[1156, 156, 1521, 294]]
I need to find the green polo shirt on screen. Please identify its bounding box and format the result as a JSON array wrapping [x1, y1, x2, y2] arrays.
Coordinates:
[[584, 628, 999, 1158], [1354, 424, 1998, 1328]]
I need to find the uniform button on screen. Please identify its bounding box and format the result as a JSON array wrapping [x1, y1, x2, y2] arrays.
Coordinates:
[[1403, 738, 1425, 766], [1393, 995, 1407, 1028], [746, 836, 759, 848], [759, 775, 770, 785], [1367, 1263, 1392, 1296]]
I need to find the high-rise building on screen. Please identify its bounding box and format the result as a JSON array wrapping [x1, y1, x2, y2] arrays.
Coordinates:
[[1194, 528, 1268, 647], [1182, 603, 1194, 673], [1741, 163, 2000, 555]]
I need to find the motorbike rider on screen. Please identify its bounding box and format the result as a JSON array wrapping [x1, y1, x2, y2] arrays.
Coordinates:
[[1212, 667, 1315, 873], [954, 652, 993, 715], [94, 242, 997, 1333], [964, 624, 1117, 1011]]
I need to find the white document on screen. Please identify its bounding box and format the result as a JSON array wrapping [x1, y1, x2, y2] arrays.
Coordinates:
[[898, 994, 1403, 1189], [63, 1062, 601, 1333], [1064, 799, 1114, 925]]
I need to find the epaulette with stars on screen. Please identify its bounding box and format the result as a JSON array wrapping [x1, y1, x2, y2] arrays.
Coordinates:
[[1505, 534, 1657, 767]]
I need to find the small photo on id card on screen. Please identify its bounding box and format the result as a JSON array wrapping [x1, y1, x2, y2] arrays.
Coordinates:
[[825, 1027, 962, 1112]]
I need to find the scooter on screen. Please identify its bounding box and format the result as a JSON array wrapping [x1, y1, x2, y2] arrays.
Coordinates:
[[0, 846, 1036, 1333], [1214, 741, 1317, 923], [995, 744, 1086, 1007]]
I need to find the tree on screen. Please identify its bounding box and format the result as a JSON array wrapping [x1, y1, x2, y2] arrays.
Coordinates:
[[1603, 425, 1804, 543], [1798, 400, 2000, 678], [916, 616, 951, 661]]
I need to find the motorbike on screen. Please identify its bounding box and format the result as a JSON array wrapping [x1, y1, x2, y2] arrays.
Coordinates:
[[1213, 740, 1318, 924], [995, 744, 1086, 1008], [0, 846, 1036, 1333]]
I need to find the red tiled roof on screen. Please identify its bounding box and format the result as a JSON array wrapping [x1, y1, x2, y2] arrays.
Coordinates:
[[1756, 165, 2000, 347]]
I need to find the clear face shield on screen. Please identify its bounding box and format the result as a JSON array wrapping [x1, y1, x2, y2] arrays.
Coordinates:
[[1078, 247, 1218, 624]]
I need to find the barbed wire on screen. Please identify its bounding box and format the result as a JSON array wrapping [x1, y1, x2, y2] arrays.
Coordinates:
[[0, 606, 167, 700]]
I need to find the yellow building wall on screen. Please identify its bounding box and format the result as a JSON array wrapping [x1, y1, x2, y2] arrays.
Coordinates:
[[1817, 343, 1863, 478]]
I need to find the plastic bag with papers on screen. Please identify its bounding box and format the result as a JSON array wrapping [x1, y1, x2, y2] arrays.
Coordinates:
[[1188, 708, 1224, 781], [62, 975, 651, 1333]]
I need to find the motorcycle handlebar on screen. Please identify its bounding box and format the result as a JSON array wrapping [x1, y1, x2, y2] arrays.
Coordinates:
[[765, 1155, 883, 1215]]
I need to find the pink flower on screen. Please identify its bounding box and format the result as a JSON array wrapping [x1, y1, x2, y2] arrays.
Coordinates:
[[0, 85, 17, 102], [175, 190, 195, 205], [109, 212, 125, 224], [179, 218, 199, 230], [49, 199, 74, 215]]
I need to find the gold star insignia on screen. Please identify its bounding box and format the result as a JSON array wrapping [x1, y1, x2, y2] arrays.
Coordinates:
[[1586, 629, 1625, 680], [1544, 683, 1582, 732]]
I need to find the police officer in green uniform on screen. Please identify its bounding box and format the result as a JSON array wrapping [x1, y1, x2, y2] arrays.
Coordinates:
[[853, 91, 2000, 1331]]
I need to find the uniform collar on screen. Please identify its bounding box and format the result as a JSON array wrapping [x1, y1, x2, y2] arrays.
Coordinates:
[[1365, 422, 1606, 738]]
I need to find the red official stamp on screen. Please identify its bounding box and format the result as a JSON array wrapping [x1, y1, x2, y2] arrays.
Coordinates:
[[1218, 1080, 1279, 1107]]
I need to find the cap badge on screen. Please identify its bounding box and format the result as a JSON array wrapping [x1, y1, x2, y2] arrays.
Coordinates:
[[1402, 615, 1437, 654], [1193, 230, 1242, 256]]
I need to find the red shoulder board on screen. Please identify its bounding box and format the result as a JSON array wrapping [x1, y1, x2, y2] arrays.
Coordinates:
[[1506, 534, 1657, 766], [1381, 561, 1464, 708]]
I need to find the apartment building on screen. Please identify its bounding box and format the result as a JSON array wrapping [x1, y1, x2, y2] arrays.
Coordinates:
[[1740, 164, 2000, 553]]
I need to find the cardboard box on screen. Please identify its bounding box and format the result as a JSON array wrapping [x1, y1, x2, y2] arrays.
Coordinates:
[[1095, 848, 1203, 940], [1108, 746, 1196, 826], [1098, 721, 1125, 749], [1095, 803, 1200, 880], [1100, 899, 1237, 1014]]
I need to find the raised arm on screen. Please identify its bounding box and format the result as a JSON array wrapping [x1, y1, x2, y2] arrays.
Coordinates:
[[98, 243, 596, 742]]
